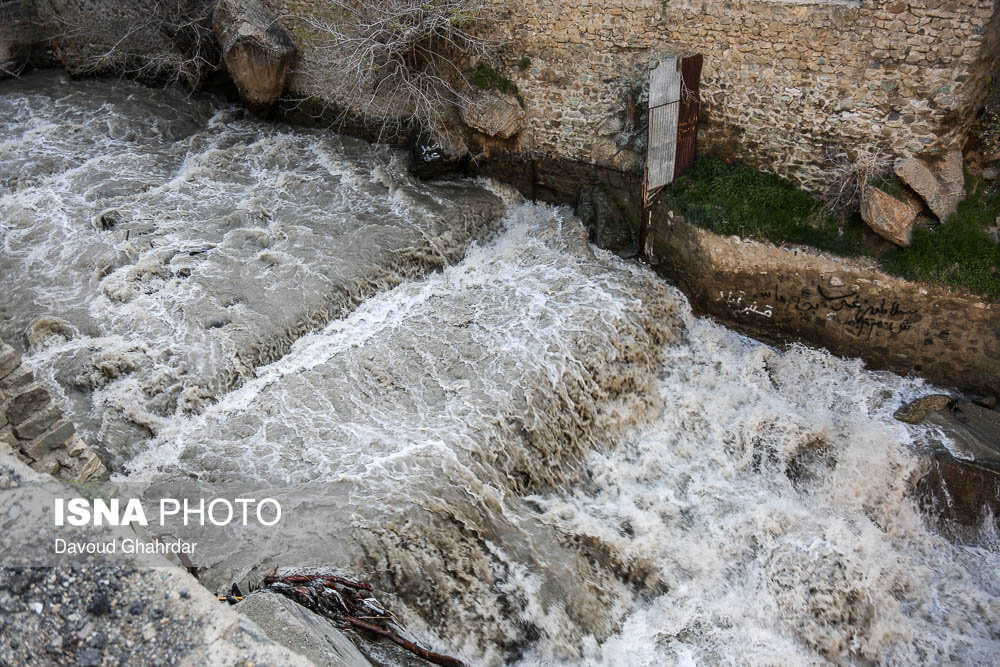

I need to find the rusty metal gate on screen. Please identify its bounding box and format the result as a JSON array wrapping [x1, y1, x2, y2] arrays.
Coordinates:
[[639, 54, 703, 256]]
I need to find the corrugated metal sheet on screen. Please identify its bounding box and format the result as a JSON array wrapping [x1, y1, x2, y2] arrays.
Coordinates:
[[648, 56, 680, 108], [647, 101, 678, 191]]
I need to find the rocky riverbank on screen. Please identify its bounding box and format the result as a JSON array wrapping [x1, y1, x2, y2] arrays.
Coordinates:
[[0, 337, 104, 482], [0, 448, 316, 665]]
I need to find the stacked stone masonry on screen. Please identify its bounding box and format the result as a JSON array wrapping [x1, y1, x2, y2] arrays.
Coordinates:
[[0, 338, 105, 482], [647, 208, 1000, 395], [268, 0, 1000, 191]]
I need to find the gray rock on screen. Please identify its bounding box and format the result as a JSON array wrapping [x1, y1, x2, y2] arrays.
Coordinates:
[[923, 400, 1000, 471], [894, 149, 966, 222], [91, 208, 123, 231], [898, 395, 1000, 470], [11, 406, 60, 441], [236, 591, 371, 667], [6, 385, 51, 426], [1, 365, 34, 391], [36, 420, 75, 450], [213, 0, 297, 115], [460, 90, 525, 139], [859, 185, 922, 247], [0, 343, 20, 380]]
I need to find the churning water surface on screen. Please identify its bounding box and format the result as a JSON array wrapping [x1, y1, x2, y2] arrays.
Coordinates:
[[1, 72, 998, 665]]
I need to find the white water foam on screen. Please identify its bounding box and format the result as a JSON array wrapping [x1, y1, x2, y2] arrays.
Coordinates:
[[2, 73, 997, 665]]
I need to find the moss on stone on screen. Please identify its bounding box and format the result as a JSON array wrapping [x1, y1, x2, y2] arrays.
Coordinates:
[[468, 62, 519, 97]]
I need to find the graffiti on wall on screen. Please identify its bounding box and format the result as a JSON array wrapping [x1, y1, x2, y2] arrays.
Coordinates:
[[718, 281, 922, 341]]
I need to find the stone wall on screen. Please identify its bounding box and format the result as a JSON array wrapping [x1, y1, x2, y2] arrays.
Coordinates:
[[486, 0, 1000, 191], [0, 339, 105, 482], [23, 1, 1000, 189], [646, 206, 1000, 395], [267, 0, 1000, 191], [0, 0, 48, 75]]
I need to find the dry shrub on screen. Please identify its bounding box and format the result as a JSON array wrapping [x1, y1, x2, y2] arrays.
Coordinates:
[[34, 0, 220, 88], [289, 0, 501, 149], [820, 145, 894, 214]]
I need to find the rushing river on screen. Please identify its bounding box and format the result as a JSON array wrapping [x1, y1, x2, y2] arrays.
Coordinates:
[[2, 72, 998, 665]]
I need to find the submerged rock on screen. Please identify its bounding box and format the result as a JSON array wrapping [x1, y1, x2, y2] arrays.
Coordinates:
[[900, 394, 1000, 536], [916, 452, 1000, 538], [213, 0, 296, 115], [922, 400, 1000, 471], [894, 394, 953, 424], [25, 316, 76, 350], [894, 149, 965, 223]]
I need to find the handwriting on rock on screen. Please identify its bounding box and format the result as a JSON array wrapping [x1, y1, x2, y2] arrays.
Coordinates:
[[720, 290, 773, 318], [717, 282, 922, 340]]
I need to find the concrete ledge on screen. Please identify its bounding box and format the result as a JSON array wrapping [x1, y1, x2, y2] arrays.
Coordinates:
[[645, 207, 1000, 395]]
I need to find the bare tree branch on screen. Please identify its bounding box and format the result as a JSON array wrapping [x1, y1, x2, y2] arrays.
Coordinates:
[[288, 0, 502, 151], [34, 0, 220, 88]]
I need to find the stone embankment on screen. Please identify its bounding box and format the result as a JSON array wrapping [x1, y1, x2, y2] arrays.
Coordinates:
[[645, 207, 1000, 397], [0, 338, 104, 482]]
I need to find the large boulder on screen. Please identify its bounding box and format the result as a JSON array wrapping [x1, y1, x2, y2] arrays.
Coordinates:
[[897, 395, 1000, 536], [213, 0, 296, 115], [894, 149, 966, 223], [859, 185, 922, 247], [460, 90, 525, 139]]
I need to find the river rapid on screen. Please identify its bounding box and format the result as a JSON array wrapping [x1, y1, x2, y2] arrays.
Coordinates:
[[2, 72, 998, 665]]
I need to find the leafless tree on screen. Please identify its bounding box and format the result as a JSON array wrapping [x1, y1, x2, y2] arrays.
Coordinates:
[[291, 0, 500, 149]]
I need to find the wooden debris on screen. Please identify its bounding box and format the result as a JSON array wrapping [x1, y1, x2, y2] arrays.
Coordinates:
[[247, 570, 466, 667]]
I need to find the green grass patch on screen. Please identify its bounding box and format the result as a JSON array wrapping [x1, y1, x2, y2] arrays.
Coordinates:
[[661, 156, 868, 257], [880, 176, 1000, 299], [664, 156, 1000, 300], [468, 62, 519, 98]]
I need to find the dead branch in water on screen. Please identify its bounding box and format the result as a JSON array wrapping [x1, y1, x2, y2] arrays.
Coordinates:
[[253, 570, 467, 667]]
